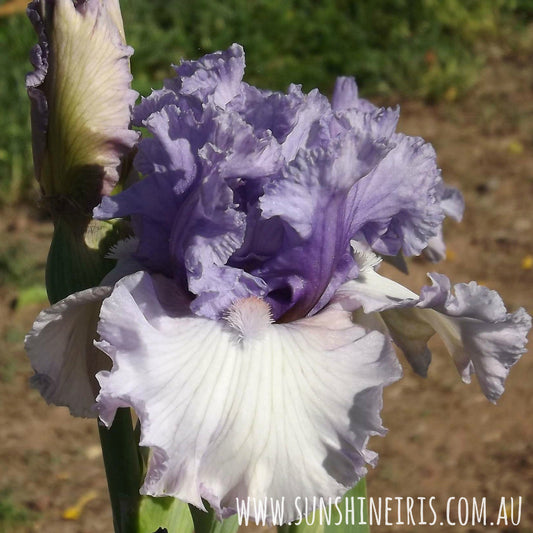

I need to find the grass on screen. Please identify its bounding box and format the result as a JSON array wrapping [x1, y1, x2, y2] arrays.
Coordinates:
[[122, 0, 528, 99], [0, 12, 37, 205], [0, 222, 49, 309], [0, 0, 531, 204], [0, 489, 35, 531]]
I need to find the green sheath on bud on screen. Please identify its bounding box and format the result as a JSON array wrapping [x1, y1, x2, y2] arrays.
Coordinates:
[[45, 215, 127, 303]]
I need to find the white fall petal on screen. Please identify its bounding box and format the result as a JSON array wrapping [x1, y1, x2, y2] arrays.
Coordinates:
[[24, 239, 142, 417], [25, 285, 112, 417], [96, 271, 402, 523]]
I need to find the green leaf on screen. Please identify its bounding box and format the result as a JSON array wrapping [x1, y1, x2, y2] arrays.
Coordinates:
[[138, 496, 194, 533], [325, 480, 369, 533], [278, 479, 369, 533], [189, 503, 239, 533]]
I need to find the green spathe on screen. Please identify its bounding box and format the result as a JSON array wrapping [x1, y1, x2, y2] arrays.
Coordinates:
[[45, 216, 118, 303]]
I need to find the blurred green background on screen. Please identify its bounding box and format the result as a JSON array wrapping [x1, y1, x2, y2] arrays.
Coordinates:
[[0, 0, 532, 205]]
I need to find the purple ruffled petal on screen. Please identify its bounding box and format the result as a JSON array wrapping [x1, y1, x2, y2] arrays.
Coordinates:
[[203, 111, 283, 179], [95, 175, 182, 278], [135, 109, 198, 184], [353, 134, 444, 257], [175, 43, 245, 108], [424, 184, 465, 261], [332, 77, 376, 114], [94, 44, 484, 326], [169, 169, 258, 318], [233, 84, 304, 144], [439, 184, 465, 222], [257, 134, 389, 318]]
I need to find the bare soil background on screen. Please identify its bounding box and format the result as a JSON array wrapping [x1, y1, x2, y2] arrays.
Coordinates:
[[0, 45, 532, 533]]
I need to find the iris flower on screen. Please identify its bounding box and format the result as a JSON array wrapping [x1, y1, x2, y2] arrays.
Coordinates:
[[26, 44, 530, 524]]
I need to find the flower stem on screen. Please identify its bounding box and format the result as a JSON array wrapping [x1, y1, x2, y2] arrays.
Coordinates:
[[99, 408, 142, 533], [45, 218, 141, 531]]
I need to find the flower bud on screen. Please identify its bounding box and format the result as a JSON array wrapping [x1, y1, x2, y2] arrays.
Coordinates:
[[26, 0, 138, 215]]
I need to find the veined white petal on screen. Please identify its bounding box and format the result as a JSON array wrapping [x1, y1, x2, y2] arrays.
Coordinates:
[[24, 241, 142, 417], [96, 271, 401, 523], [25, 286, 112, 417]]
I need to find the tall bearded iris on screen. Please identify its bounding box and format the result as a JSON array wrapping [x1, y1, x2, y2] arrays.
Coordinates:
[[27, 44, 530, 525]]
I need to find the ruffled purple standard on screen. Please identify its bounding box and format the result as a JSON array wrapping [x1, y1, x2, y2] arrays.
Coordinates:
[[95, 44, 461, 321]]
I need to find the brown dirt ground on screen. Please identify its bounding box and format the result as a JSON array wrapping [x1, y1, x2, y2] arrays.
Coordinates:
[[1, 42, 532, 533]]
